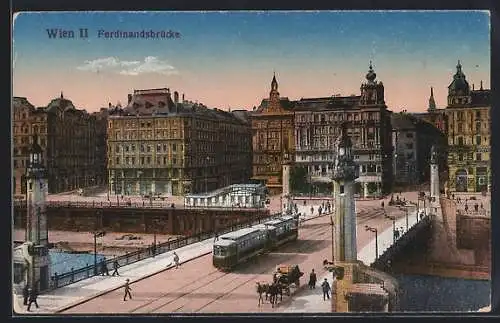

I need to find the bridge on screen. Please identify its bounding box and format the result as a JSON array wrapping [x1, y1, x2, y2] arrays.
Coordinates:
[[13, 193, 489, 314]]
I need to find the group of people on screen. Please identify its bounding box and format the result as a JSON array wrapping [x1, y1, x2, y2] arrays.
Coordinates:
[[308, 269, 332, 301], [99, 259, 121, 276], [22, 285, 39, 312]]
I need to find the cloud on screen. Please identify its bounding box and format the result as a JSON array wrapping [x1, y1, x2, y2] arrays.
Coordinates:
[[76, 56, 178, 76], [119, 56, 178, 76]]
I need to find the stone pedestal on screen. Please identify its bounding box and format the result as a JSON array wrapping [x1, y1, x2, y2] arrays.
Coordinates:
[[430, 163, 439, 200]]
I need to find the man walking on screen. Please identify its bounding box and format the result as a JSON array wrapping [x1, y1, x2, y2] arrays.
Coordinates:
[[308, 269, 317, 289], [173, 251, 180, 269], [123, 279, 132, 301], [112, 259, 120, 276], [214, 232, 219, 242], [26, 287, 39, 311], [22, 284, 29, 305], [321, 278, 331, 301]]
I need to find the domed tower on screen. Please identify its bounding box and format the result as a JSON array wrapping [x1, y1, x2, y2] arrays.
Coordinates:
[[447, 60, 471, 106], [332, 123, 359, 263], [359, 61, 385, 106]]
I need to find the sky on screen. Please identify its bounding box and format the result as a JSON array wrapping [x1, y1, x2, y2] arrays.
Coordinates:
[[12, 11, 490, 113]]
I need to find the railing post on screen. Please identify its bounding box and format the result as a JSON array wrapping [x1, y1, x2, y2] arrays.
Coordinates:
[[54, 272, 59, 288], [70, 268, 74, 282], [86, 263, 90, 277]]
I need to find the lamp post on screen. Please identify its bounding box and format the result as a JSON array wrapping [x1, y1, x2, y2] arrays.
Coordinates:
[[365, 225, 378, 260], [93, 209, 105, 276], [329, 216, 335, 263], [398, 206, 409, 231], [384, 210, 396, 243]]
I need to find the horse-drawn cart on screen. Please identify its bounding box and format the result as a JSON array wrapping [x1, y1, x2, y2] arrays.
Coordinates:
[[274, 264, 304, 295]]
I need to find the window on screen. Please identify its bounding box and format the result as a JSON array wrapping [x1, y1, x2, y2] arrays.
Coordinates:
[[141, 157, 145, 164], [147, 156, 151, 164], [116, 145, 120, 153], [476, 111, 481, 119], [173, 144, 177, 152], [457, 137, 464, 146], [467, 153, 474, 160], [163, 156, 167, 164], [476, 136, 481, 145], [132, 157, 136, 165], [126, 157, 130, 164], [405, 143, 413, 150], [157, 144, 161, 152], [458, 154, 463, 162], [476, 122, 481, 133], [115, 157, 120, 164], [476, 153, 482, 161]]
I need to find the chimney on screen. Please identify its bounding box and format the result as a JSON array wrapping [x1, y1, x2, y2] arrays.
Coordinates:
[[473, 84, 475, 90], [108, 102, 112, 109], [128, 94, 132, 104], [182, 93, 185, 102], [174, 91, 179, 104]]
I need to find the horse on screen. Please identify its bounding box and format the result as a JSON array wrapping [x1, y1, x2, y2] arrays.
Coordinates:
[[268, 282, 283, 308], [256, 282, 270, 306]]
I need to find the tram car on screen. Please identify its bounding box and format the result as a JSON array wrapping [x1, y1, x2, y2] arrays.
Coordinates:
[[213, 215, 299, 271]]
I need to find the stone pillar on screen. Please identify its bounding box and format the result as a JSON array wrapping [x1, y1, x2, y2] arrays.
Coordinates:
[[363, 182, 369, 198]]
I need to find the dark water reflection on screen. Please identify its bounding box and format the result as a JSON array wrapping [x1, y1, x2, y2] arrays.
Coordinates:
[[50, 250, 106, 275], [394, 274, 490, 312]]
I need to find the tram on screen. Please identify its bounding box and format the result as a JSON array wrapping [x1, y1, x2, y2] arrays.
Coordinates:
[[213, 215, 299, 271]]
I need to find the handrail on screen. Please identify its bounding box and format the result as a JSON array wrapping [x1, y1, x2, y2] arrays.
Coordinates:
[[47, 211, 285, 292]]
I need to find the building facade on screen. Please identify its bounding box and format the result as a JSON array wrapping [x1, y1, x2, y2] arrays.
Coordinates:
[[391, 112, 446, 186], [293, 63, 393, 197], [13, 94, 107, 198], [445, 61, 491, 192], [251, 74, 295, 195], [107, 88, 252, 196]]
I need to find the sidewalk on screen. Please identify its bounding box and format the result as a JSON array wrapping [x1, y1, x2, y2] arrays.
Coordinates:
[[283, 210, 422, 312], [13, 210, 324, 315]]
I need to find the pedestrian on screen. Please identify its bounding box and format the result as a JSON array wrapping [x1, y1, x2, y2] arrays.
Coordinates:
[[308, 269, 317, 289], [381, 201, 385, 208], [481, 202, 484, 209], [465, 204, 468, 212], [123, 279, 132, 301], [22, 284, 29, 305], [112, 259, 120, 276], [26, 287, 39, 311], [303, 200, 306, 206], [321, 278, 331, 301], [474, 204, 479, 212], [310, 206, 314, 216], [173, 251, 180, 269], [214, 232, 219, 242], [400, 227, 404, 235], [101, 260, 109, 276]]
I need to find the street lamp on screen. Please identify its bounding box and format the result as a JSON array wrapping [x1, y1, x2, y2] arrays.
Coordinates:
[[329, 216, 335, 263], [384, 211, 396, 243], [365, 225, 378, 260], [397, 205, 409, 231], [93, 209, 105, 275]]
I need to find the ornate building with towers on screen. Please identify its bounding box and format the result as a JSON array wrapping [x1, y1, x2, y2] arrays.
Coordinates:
[[444, 61, 491, 192], [251, 74, 295, 195], [292, 63, 393, 198]]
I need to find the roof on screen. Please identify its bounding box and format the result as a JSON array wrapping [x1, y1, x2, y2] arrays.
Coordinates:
[[213, 239, 235, 247], [470, 89, 491, 107], [391, 113, 417, 130], [253, 224, 275, 230], [220, 227, 260, 240], [294, 96, 360, 112], [255, 98, 294, 113]]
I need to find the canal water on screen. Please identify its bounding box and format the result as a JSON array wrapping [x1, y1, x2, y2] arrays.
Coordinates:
[[49, 250, 106, 275], [395, 274, 490, 312]]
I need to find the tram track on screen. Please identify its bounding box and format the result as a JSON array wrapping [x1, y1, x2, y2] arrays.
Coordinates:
[[134, 210, 395, 313], [131, 224, 329, 313]]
